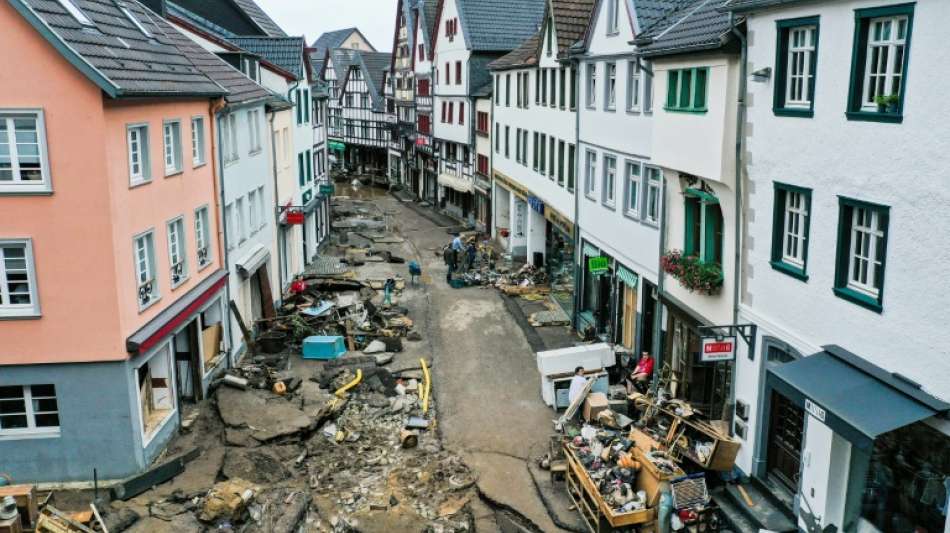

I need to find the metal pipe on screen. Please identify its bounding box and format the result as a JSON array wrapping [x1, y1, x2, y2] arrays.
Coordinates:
[[729, 12, 748, 420], [211, 99, 233, 371], [267, 110, 284, 293], [651, 173, 668, 393]]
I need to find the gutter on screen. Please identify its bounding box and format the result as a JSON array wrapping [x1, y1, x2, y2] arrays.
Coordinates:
[[267, 110, 284, 292], [729, 12, 747, 415], [211, 98, 234, 370]]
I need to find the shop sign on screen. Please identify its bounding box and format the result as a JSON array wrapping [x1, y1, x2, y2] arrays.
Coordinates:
[[528, 195, 545, 214], [319, 184, 335, 197], [588, 256, 609, 275], [804, 398, 826, 422], [285, 210, 305, 225], [301, 189, 313, 206], [700, 336, 736, 362]]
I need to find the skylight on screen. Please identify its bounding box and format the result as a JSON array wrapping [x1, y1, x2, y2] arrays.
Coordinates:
[[120, 5, 152, 38], [56, 0, 94, 27]]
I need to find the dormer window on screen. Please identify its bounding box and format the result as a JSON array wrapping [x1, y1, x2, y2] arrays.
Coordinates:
[[119, 5, 151, 38], [241, 57, 259, 83], [56, 0, 94, 27]]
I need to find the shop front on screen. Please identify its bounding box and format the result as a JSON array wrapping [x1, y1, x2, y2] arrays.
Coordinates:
[[545, 213, 575, 317], [437, 173, 474, 223], [764, 345, 950, 532], [661, 294, 733, 421], [613, 265, 639, 351], [474, 174, 491, 233], [577, 241, 614, 340]]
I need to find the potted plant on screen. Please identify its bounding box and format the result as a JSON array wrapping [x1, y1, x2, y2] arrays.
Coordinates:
[[660, 250, 724, 295], [874, 94, 900, 113]]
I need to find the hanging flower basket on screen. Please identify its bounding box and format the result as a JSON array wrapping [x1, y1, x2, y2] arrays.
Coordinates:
[[661, 250, 723, 295]]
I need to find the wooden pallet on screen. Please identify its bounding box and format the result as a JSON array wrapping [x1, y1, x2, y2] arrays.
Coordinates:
[[564, 447, 655, 532]]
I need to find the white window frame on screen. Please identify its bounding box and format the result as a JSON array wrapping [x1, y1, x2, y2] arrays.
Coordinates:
[[624, 160, 641, 218], [247, 110, 262, 154], [127, 123, 150, 186], [0, 110, 53, 193], [224, 202, 236, 251], [602, 155, 617, 206], [119, 5, 151, 37], [248, 189, 259, 233], [133, 229, 160, 311], [135, 341, 177, 446], [607, 0, 620, 35], [256, 186, 267, 230], [782, 190, 808, 268], [586, 63, 597, 108], [0, 239, 41, 318], [56, 0, 94, 26], [162, 120, 182, 175], [627, 61, 641, 112], [236, 196, 247, 244], [166, 216, 188, 289], [847, 207, 884, 297], [862, 16, 908, 110], [194, 205, 212, 270], [643, 60, 654, 113], [221, 114, 239, 164], [605, 63, 617, 110], [585, 150, 597, 198], [644, 167, 662, 225], [191, 116, 205, 166], [786, 26, 816, 108], [0, 384, 60, 440]]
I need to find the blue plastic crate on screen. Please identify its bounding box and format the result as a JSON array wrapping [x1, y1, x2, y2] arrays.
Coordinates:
[[302, 336, 346, 360]]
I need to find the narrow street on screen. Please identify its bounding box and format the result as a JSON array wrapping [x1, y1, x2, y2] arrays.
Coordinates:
[[352, 186, 580, 532]]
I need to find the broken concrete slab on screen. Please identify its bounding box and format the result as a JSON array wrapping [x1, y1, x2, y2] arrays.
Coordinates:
[[222, 448, 291, 485], [362, 340, 387, 354], [126, 513, 203, 533], [374, 352, 394, 365], [224, 428, 260, 448], [217, 387, 313, 442]]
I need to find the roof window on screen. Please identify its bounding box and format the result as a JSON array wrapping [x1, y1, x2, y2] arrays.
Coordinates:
[[119, 5, 152, 37], [56, 0, 94, 27]]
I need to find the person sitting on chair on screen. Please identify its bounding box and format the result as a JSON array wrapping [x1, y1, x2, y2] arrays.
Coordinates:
[[625, 351, 655, 394]]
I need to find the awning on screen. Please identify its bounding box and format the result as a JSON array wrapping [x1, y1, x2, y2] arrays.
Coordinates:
[[685, 187, 719, 204], [328, 141, 346, 152], [235, 244, 269, 279], [437, 173, 473, 194], [768, 345, 949, 448], [617, 266, 639, 288], [582, 242, 600, 257], [126, 269, 228, 356]]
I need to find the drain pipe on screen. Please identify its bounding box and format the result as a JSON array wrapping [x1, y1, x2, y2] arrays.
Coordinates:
[[571, 57, 582, 333], [651, 174, 668, 393], [267, 110, 285, 293], [729, 13, 748, 415], [211, 99, 233, 371]]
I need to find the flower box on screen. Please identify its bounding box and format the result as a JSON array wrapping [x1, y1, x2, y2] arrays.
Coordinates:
[[661, 250, 723, 295]]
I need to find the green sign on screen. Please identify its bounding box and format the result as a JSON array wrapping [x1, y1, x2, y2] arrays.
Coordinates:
[[588, 256, 609, 274], [301, 189, 313, 205], [319, 184, 335, 197], [328, 141, 346, 152]]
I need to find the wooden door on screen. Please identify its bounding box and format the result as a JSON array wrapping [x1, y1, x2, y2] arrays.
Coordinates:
[[767, 391, 805, 492], [621, 285, 637, 349]]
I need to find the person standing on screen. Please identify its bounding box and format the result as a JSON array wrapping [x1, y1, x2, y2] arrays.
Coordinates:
[[568, 366, 589, 406], [443, 244, 456, 284], [465, 242, 477, 271]]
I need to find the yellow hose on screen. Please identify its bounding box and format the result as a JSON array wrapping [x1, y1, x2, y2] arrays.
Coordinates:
[[421, 358, 431, 414], [335, 368, 362, 398]]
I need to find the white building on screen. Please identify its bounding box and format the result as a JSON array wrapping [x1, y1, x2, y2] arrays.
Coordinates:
[[430, 0, 546, 224], [574, 0, 661, 349], [411, 0, 439, 203], [322, 48, 393, 178], [721, 0, 950, 531], [473, 86, 492, 232], [490, 0, 594, 315]]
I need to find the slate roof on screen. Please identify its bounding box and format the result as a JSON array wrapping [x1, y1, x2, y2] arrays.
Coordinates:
[[417, 0, 438, 50], [552, 0, 596, 57], [10, 0, 226, 98], [328, 48, 393, 112], [468, 52, 502, 94], [634, 0, 736, 57], [311, 28, 366, 60], [632, 0, 698, 32], [230, 0, 286, 37], [166, 1, 237, 39], [229, 36, 307, 79], [721, 0, 800, 12], [400, 0, 417, 52], [160, 17, 275, 105], [454, 0, 546, 52], [488, 31, 540, 71]]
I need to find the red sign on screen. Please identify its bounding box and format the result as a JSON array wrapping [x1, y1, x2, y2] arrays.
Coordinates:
[[701, 337, 736, 362], [286, 210, 305, 225]]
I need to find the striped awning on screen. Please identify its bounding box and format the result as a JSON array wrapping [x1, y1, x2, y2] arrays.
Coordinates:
[[438, 173, 474, 194], [617, 266, 639, 288], [582, 242, 600, 257]]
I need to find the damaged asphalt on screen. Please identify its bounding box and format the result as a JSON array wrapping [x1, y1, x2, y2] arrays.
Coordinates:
[[67, 184, 583, 533]]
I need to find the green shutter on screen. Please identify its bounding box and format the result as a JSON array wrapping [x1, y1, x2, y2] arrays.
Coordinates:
[[694, 68, 707, 110], [771, 186, 786, 263], [684, 196, 698, 256], [847, 17, 870, 113], [296, 90, 302, 124], [874, 209, 889, 297], [667, 71, 678, 109], [306, 150, 313, 181], [298, 153, 305, 185], [705, 204, 723, 264], [679, 69, 692, 109], [774, 25, 789, 111], [833, 202, 852, 288]]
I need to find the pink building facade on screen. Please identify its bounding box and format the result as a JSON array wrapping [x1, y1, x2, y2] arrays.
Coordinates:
[[0, 0, 232, 482]]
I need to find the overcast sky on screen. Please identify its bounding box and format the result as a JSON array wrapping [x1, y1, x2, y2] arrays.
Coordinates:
[[258, 0, 397, 52]]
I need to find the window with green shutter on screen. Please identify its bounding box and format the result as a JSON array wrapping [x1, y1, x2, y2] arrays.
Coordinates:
[[665, 68, 709, 113], [774, 17, 820, 117], [846, 4, 914, 123], [683, 190, 722, 265], [298, 152, 305, 185], [833, 197, 889, 312], [770, 182, 812, 280]]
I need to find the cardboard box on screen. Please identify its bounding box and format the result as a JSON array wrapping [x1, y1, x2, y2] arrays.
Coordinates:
[[583, 392, 609, 422]]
